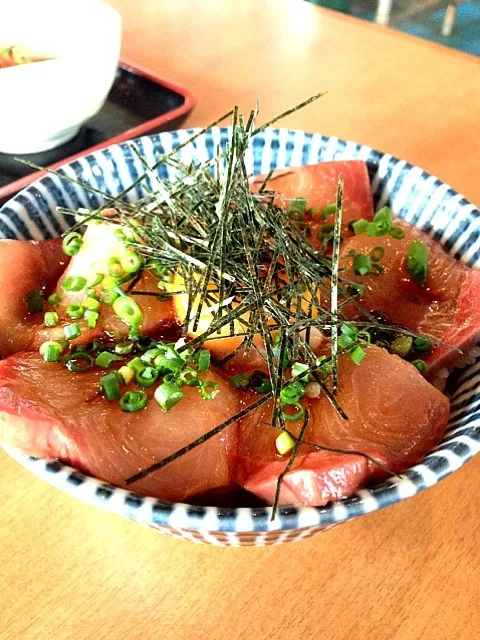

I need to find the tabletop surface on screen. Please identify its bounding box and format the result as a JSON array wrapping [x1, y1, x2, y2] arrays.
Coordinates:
[[2, 1, 480, 639]]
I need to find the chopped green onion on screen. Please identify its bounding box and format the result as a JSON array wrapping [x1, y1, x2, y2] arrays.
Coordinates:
[[372, 263, 385, 275], [120, 390, 147, 413], [353, 253, 372, 276], [48, 292, 62, 309], [90, 273, 104, 288], [39, 340, 62, 362], [288, 197, 307, 220], [406, 240, 429, 287], [390, 226, 405, 240], [112, 295, 143, 328], [25, 290, 44, 313], [280, 382, 305, 405], [121, 252, 143, 274], [66, 303, 84, 319], [115, 341, 134, 355], [108, 256, 125, 278], [95, 351, 123, 368], [61, 276, 87, 292], [413, 337, 432, 353], [280, 402, 305, 423], [153, 355, 184, 374], [64, 323, 81, 341], [82, 297, 100, 311], [322, 203, 337, 216], [64, 351, 94, 373], [127, 357, 145, 372], [390, 335, 413, 358], [178, 368, 201, 386], [230, 373, 250, 390], [356, 330, 371, 344], [291, 362, 310, 382], [101, 288, 120, 305], [249, 370, 272, 394], [62, 232, 83, 256], [135, 366, 159, 387], [154, 382, 184, 410], [411, 359, 429, 373], [100, 372, 122, 401], [370, 247, 385, 262], [200, 380, 220, 400], [44, 311, 58, 327], [118, 365, 135, 385], [142, 347, 165, 363], [348, 283, 365, 298], [196, 349, 211, 372], [350, 345, 366, 365], [84, 309, 99, 329], [275, 431, 295, 455], [366, 222, 379, 237], [352, 219, 368, 235]]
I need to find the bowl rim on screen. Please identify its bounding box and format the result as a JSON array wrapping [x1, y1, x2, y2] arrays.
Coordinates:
[[1, 126, 480, 534]]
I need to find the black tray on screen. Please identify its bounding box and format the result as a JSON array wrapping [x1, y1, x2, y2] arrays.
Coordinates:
[[0, 61, 195, 205]]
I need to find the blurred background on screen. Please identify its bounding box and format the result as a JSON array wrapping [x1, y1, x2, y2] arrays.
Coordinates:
[[309, 0, 480, 56]]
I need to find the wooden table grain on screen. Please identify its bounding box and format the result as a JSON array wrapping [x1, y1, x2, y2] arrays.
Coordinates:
[[2, 2, 480, 639]]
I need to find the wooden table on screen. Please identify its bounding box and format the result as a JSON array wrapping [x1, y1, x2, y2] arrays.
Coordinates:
[[2, 2, 480, 639]]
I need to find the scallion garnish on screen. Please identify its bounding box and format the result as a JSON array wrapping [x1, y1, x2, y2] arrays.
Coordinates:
[[118, 365, 135, 385], [230, 373, 250, 390], [411, 359, 429, 373], [100, 372, 122, 401], [370, 247, 385, 262], [352, 219, 368, 235], [154, 382, 184, 411], [280, 401, 305, 422], [288, 197, 307, 220], [112, 295, 143, 328], [95, 351, 123, 368], [127, 357, 145, 373], [199, 380, 220, 400], [107, 257, 125, 278], [61, 276, 87, 292], [390, 335, 413, 358], [413, 337, 432, 353], [353, 253, 372, 276], [350, 345, 366, 365], [82, 297, 100, 311], [48, 292, 62, 309], [44, 311, 58, 327], [196, 349, 211, 372], [64, 323, 82, 341], [249, 370, 272, 394], [62, 232, 83, 256], [115, 342, 134, 355], [120, 390, 147, 412], [280, 382, 305, 405], [64, 351, 94, 373], [135, 366, 159, 387], [25, 290, 44, 313], [121, 252, 143, 274], [39, 340, 62, 362], [90, 273, 104, 288], [84, 310, 99, 328], [406, 240, 429, 287], [66, 303, 84, 319]]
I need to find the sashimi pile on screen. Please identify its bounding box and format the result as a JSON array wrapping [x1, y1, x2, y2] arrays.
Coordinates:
[[1, 113, 479, 513]]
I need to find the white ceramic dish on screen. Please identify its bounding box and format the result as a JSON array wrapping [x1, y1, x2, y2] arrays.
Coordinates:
[[0, 0, 121, 154]]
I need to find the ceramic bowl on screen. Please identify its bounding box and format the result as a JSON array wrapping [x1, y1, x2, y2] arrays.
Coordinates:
[[1, 127, 480, 546], [0, 0, 121, 154]]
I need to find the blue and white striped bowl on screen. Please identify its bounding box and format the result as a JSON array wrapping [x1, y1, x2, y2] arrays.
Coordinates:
[[2, 128, 480, 546]]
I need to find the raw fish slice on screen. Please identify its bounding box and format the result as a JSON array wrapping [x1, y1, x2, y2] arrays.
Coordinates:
[[340, 221, 480, 374], [234, 346, 449, 507], [251, 160, 374, 245], [0, 353, 239, 502], [0, 239, 68, 357]]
